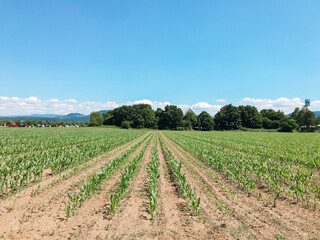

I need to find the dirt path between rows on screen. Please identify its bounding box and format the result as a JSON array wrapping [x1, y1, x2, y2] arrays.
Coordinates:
[[1, 132, 150, 201], [96, 137, 155, 239], [102, 134, 212, 240], [47, 135, 153, 240], [162, 134, 251, 239], [2, 130, 319, 240], [156, 137, 218, 240], [0, 133, 151, 239], [162, 133, 320, 239]]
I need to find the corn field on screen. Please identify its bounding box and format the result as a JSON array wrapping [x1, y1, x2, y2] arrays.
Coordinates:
[[0, 128, 319, 239]]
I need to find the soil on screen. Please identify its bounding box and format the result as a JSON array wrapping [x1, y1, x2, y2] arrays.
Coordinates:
[[0, 131, 319, 240], [0, 133, 150, 239], [162, 133, 320, 240]]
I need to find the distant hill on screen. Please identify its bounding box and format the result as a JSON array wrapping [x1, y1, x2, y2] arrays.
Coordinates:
[[55, 113, 90, 122], [287, 111, 320, 117], [29, 114, 64, 118], [0, 110, 111, 122]]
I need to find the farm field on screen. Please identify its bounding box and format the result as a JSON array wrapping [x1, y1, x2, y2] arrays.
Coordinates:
[[0, 128, 319, 239]]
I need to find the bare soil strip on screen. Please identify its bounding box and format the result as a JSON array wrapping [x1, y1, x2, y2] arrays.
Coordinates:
[[54, 136, 154, 240], [162, 133, 320, 240], [0, 133, 151, 240], [102, 135, 213, 240], [156, 137, 221, 240], [92, 137, 155, 239], [161, 134, 253, 239]]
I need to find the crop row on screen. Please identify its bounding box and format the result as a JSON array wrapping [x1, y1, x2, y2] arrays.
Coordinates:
[[160, 137, 200, 215], [165, 132, 320, 208], [0, 130, 148, 196], [0, 128, 147, 158], [108, 137, 152, 216], [147, 138, 160, 221], [172, 131, 320, 169], [64, 136, 149, 217]]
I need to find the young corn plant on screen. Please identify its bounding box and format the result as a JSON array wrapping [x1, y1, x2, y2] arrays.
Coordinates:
[[147, 139, 160, 222], [108, 139, 151, 217], [164, 132, 320, 208], [160, 138, 200, 215], [64, 137, 148, 217], [0, 129, 149, 196]]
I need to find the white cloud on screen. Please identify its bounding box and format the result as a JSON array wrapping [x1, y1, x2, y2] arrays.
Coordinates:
[[0, 96, 9, 101], [311, 100, 320, 107], [190, 102, 223, 115], [48, 99, 59, 103], [192, 102, 213, 108], [177, 104, 190, 112], [25, 97, 40, 102], [0, 96, 216, 116], [216, 99, 227, 103], [64, 99, 77, 103], [0, 97, 79, 115], [132, 99, 153, 105], [127, 100, 171, 110], [0, 96, 319, 116], [240, 97, 307, 114]]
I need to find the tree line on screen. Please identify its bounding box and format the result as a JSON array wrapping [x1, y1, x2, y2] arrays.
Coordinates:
[[89, 104, 320, 132]]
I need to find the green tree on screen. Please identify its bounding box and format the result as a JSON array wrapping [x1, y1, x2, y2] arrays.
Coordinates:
[[198, 111, 214, 131], [6, 120, 13, 126], [291, 106, 315, 129], [155, 108, 164, 129], [112, 104, 156, 129], [238, 105, 262, 128], [113, 106, 134, 127], [24, 120, 32, 126], [132, 114, 145, 128], [291, 107, 300, 120], [214, 104, 241, 130], [58, 121, 65, 126], [88, 111, 103, 126], [140, 107, 156, 128], [103, 111, 114, 125], [278, 116, 298, 132], [183, 111, 197, 129], [260, 109, 285, 129], [121, 120, 131, 129], [159, 105, 183, 130], [182, 119, 192, 130]]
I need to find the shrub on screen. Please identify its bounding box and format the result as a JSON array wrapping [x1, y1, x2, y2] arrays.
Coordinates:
[[121, 121, 131, 129], [278, 117, 298, 132]]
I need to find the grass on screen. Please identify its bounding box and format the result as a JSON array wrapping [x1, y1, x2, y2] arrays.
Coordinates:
[[41, 230, 55, 237], [230, 225, 250, 239], [275, 233, 288, 240]]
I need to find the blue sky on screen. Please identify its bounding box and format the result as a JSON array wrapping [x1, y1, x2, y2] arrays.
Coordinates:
[[0, 1, 320, 115]]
